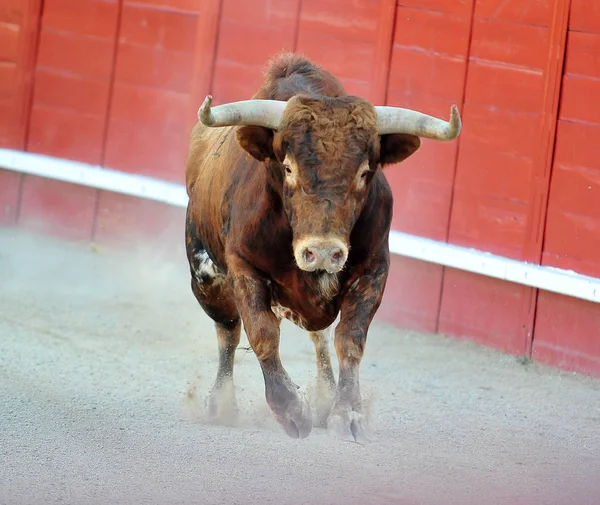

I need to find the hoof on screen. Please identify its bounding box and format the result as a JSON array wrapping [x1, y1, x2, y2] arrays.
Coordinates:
[[276, 391, 313, 439], [264, 371, 313, 439], [327, 409, 367, 444]]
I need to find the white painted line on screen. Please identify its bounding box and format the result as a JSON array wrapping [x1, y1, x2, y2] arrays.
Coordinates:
[[0, 149, 189, 208], [388, 231, 600, 304], [2, 147, 600, 303]]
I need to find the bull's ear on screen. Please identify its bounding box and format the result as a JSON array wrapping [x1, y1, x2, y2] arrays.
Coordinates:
[[379, 133, 421, 166], [236, 126, 274, 161]]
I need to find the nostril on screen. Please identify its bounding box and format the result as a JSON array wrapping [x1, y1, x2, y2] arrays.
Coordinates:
[[304, 249, 316, 264], [331, 249, 343, 264]]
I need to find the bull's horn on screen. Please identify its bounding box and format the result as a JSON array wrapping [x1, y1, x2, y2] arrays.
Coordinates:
[[375, 104, 462, 140], [198, 95, 287, 130]]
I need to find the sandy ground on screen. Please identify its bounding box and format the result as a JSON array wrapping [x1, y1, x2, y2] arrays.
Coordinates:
[[0, 227, 599, 505]]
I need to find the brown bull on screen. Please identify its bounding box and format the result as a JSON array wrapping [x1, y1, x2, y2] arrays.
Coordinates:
[[184, 53, 461, 442]]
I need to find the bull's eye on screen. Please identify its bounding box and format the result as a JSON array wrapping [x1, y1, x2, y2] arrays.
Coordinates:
[[284, 164, 292, 175], [356, 162, 371, 190]]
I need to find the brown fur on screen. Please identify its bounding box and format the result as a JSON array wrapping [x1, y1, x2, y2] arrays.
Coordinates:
[[184, 53, 421, 441]]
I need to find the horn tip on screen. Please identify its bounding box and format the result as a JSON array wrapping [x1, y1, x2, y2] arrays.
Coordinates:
[[198, 95, 214, 125], [449, 104, 462, 138]]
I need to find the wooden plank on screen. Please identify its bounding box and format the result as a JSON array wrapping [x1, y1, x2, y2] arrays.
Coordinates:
[[522, 0, 572, 356], [26, 0, 120, 164], [438, 0, 564, 354]]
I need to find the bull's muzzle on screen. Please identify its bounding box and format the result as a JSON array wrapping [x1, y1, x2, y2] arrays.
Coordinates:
[[294, 236, 348, 274]]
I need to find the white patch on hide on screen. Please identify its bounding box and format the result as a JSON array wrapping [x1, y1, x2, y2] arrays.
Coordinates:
[[193, 250, 224, 285], [271, 304, 308, 330]]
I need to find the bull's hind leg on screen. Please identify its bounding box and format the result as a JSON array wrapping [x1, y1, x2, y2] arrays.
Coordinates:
[[309, 327, 336, 427], [186, 211, 240, 425]]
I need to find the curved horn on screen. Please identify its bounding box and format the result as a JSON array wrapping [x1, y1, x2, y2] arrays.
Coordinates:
[[198, 95, 287, 130], [375, 104, 462, 141]]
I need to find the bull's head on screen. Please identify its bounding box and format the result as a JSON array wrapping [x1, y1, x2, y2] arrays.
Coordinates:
[[198, 94, 461, 274]]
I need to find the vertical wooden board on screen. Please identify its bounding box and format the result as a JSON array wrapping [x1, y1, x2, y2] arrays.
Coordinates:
[[542, 30, 600, 278], [438, 269, 532, 356], [0, 170, 21, 226], [0, 0, 41, 149], [376, 255, 444, 334], [531, 1, 600, 378], [440, 0, 571, 358], [542, 120, 600, 278], [211, 0, 298, 103], [533, 291, 600, 377], [449, 17, 549, 261], [18, 176, 97, 241], [27, 0, 120, 164], [103, 2, 198, 182], [385, 1, 473, 339], [386, 2, 471, 239], [93, 191, 186, 260]]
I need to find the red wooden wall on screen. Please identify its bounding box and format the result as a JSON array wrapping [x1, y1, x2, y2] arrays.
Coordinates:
[[1, 0, 599, 376], [533, 0, 600, 376], [0, 0, 40, 224]]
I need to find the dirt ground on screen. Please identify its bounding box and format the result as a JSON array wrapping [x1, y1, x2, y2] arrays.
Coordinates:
[[0, 227, 599, 505]]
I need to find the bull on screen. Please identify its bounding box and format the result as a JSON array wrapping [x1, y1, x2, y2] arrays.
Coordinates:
[[184, 53, 461, 442]]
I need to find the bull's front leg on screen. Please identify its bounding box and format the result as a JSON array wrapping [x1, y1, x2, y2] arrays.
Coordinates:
[[327, 260, 389, 444], [229, 258, 313, 439]]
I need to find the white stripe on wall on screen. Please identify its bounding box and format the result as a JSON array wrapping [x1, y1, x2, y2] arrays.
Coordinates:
[[2, 147, 599, 304], [0, 149, 189, 208]]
